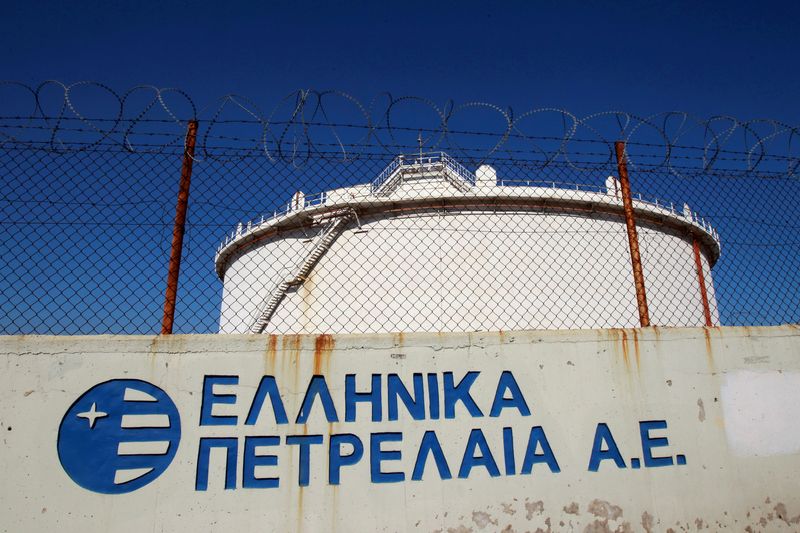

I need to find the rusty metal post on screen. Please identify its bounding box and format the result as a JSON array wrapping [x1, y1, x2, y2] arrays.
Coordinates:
[[615, 141, 651, 327], [692, 236, 713, 327], [161, 119, 199, 334]]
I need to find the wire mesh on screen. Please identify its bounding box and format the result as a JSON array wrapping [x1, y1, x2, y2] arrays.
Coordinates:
[[1, 83, 799, 334]]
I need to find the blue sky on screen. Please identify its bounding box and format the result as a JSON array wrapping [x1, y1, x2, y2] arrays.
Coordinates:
[[2, 1, 799, 334], [3, 0, 800, 121]]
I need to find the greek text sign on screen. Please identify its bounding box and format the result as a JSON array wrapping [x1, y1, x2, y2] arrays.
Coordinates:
[[3, 328, 800, 532]]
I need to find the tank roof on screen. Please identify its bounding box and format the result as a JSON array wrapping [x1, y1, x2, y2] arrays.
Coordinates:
[[215, 152, 721, 278]]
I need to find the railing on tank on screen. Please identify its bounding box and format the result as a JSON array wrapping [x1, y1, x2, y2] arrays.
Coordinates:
[[372, 157, 403, 192], [217, 164, 721, 255], [286, 191, 327, 213], [497, 178, 720, 242], [371, 151, 477, 193], [439, 152, 477, 186]]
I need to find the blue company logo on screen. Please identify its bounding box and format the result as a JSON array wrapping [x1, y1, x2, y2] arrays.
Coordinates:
[[57, 379, 181, 494]]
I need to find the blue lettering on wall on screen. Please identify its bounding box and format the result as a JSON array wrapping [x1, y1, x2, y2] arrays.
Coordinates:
[[242, 436, 280, 488], [329, 433, 363, 485], [345, 374, 382, 422], [245, 376, 288, 425], [371, 432, 404, 483], [53, 373, 694, 494], [459, 428, 500, 478], [427, 373, 440, 420], [502, 427, 516, 475], [200, 376, 238, 426], [196, 437, 237, 490], [443, 372, 483, 419], [490, 371, 531, 417], [521, 426, 560, 474], [412, 431, 452, 481], [640, 420, 675, 467], [286, 435, 324, 486], [588, 423, 626, 472], [387, 373, 425, 421], [296, 376, 339, 423]]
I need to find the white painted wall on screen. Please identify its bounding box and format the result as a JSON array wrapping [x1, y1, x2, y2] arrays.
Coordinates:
[[2, 326, 799, 532]]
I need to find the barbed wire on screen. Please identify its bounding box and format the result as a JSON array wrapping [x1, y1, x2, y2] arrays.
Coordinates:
[[1, 81, 799, 177], [3, 81, 800, 334]]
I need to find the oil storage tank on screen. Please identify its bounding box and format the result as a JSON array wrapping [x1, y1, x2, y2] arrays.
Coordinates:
[[215, 152, 720, 334]]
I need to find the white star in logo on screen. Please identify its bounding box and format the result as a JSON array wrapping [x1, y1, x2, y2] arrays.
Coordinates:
[[77, 402, 108, 429]]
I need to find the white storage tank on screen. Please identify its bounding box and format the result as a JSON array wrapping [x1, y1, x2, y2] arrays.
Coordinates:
[[215, 153, 720, 334]]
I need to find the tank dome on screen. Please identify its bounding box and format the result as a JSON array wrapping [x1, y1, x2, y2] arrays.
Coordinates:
[[215, 153, 720, 334]]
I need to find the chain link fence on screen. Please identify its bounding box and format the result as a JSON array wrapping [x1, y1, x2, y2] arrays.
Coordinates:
[[2, 83, 799, 334]]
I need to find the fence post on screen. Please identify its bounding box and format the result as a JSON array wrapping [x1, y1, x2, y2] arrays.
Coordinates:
[[614, 141, 651, 327], [161, 119, 199, 334], [692, 236, 713, 327]]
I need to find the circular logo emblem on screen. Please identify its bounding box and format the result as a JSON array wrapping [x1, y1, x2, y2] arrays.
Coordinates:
[[57, 379, 181, 494]]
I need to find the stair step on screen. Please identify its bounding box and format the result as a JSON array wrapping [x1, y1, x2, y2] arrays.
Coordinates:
[[249, 211, 355, 333]]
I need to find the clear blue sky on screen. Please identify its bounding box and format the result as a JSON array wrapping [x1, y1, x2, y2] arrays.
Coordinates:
[[2, 1, 799, 334], [3, 0, 799, 122]]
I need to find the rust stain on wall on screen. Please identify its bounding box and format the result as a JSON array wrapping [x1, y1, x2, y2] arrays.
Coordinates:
[[329, 476, 339, 532], [651, 326, 661, 341], [264, 334, 278, 374], [283, 334, 302, 361], [147, 335, 187, 381], [703, 328, 716, 372], [313, 334, 335, 376], [300, 270, 317, 333], [283, 334, 303, 398], [620, 330, 630, 370], [456, 497, 800, 533], [605, 329, 634, 377], [147, 337, 159, 380], [525, 499, 544, 520], [641, 511, 654, 533], [631, 329, 641, 371], [296, 483, 305, 533], [587, 499, 623, 521]]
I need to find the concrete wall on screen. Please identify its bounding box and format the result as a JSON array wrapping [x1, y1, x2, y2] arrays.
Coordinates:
[[2, 326, 799, 532], [220, 210, 719, 334]]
